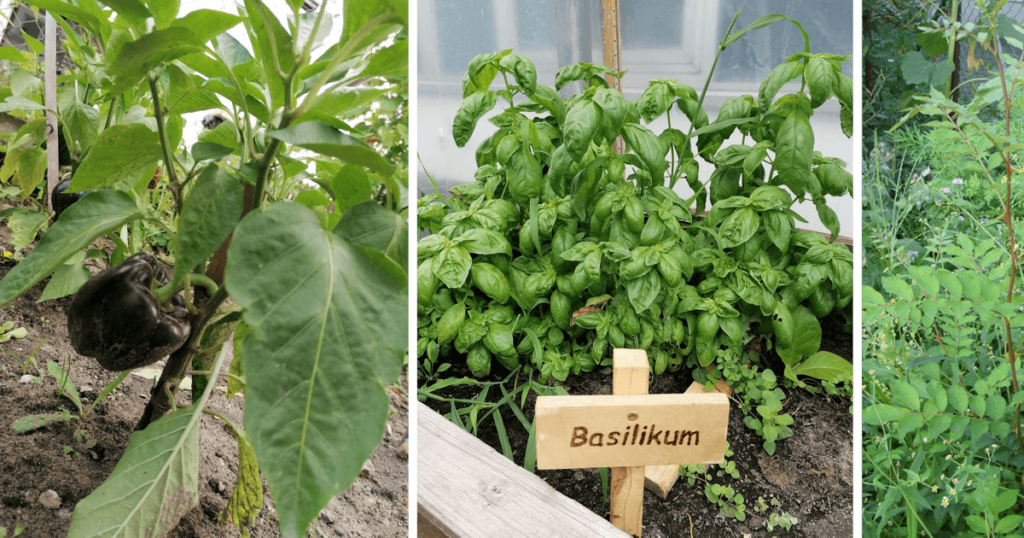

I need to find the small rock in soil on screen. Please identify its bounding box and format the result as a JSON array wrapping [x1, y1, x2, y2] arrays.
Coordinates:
[[395, 441, 408, 460], [360, 460, 374, 479], [208, 478, 225, 493], [38, 490, 61, 510], [58, 509, 71, 520], [19, 374, 33, 383], [386, 423, 393, 437], [334, 527, 345, 536]]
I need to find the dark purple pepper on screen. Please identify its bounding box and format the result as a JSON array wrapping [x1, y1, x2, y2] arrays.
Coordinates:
[[68, 252, 190, 371], [51, 179, 86, 220]]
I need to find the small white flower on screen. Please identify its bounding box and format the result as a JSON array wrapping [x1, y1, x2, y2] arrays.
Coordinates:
[[922, 167, 932, 176], [942, 187, 951, 194], [953, 177, 963, 185]]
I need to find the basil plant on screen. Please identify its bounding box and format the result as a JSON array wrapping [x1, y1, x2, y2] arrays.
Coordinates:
[[418, 16, 853, 387]]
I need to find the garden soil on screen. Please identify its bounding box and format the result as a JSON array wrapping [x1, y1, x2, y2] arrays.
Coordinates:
[[0, 227, 409, 538], [422, 310, 852, 537]]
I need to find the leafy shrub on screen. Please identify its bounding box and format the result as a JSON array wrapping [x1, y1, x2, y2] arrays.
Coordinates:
[[863, 3, 1024, 535], [417, 15, 853, 402]]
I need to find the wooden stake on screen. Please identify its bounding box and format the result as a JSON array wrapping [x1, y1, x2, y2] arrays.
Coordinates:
[[44, 11, 57, 212], [600, 0, 624, 155], [610, 349, 648, 537]]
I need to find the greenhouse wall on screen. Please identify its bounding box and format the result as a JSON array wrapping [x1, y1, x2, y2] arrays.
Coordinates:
[[417, 0, 854, 235]]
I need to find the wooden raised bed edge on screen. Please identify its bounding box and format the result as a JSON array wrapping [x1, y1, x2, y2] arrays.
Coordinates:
[[417, 401, 628, 538]]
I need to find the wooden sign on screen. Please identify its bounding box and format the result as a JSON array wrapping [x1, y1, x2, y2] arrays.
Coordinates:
[[533, 349, 731, 537], [535, 394, 729, 469]]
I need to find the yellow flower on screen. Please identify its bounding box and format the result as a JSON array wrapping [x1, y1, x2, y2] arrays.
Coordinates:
[[942, 496, 950, 507], [950, 488, 957, 495], [931, 485, 938, 492]]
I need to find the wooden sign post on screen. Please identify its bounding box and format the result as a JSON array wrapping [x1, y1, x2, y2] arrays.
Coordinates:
[[535, 349, 730, 537]]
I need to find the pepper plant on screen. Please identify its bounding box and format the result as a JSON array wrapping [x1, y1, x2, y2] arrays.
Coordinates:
[[0, 1, 408, 537], [417, 14, 853, 451]]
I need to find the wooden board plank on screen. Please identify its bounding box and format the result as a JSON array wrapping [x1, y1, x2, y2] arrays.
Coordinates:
[[417, 401, 628, 538], [643, 380, 733, 499], [535, 393, 729, 469], [610, 348, 647, 537]]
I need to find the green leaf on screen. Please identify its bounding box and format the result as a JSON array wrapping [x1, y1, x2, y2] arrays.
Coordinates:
[[226, 203, 406, 538], [804, 56, 834, 108], [170, 9, 243, 43], [882, 277, 915, 302], [499, 54, 537, 95], [99, 0, 153, 26], [0, 191, 143, 308], [506, 149, 541, 205], [900, 50, 954, 88], [452, 91, 498, 148], [21, 0, 103, 38], [2, 209, 43, 252], [948, 385, 969, 413], [222, 430, 263, 533], [437, 303, 466, 345], [773, 112, 814, 193], [267, 121, 394, 175], [791, 351, 850, 383], [779, 305, 821, 362], [723, 14, 809, 51], [11, 410, 73, 433], [69, 124, 163, 192], [359, 39, 408, 80], [471, 263, 511, 303], [341, 0, 405, 52], [106, 27, 205, 95], [564, 100, 601, 161], [46, 359, 82, 414], [60, 97, 101, 156], [171, 166, 244, 290], [334, 201, 407, 270], [66, 343, 229, 538], [244, 0, 294, 73], [758, 61, 803, 109], [458, 228, 512, 256], [816, 204, 840, 241], [718, 207, 759, 249], [330, 163, 373, 213], [142, 0, 179, 28], [892, 379, 921, 412], [862, 404, 907, 425], [191, 142, 234, 163], [38, 255, 91, 303], [621, 123, 668, 181], [995, 515, 1024, 533]]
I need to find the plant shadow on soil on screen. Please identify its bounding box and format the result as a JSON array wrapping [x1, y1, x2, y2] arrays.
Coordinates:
[[0, 232, 410, 538], [421, 310, 852, 538]]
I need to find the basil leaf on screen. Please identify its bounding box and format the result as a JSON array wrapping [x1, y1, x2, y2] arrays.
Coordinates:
[[718, 207, 760, 249], [437, 303, 467, 345], [453, 90, 499, 148], [471, 262, 511, 303], [758, 61, 803, 109], [563, 100, 601, 161], [773, 112, 814, 193], [805, 56, 835, 108], [432, 245, 472, 289]]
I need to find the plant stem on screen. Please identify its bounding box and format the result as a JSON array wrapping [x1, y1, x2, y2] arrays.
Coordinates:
[[135, 286, 230, 430], [148, 76, 181, 207], [686, 10, 741, 141], [202, 408, 244, 438]]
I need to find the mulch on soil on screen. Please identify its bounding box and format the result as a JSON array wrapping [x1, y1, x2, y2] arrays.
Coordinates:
[[421, 310, 852, 537]]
